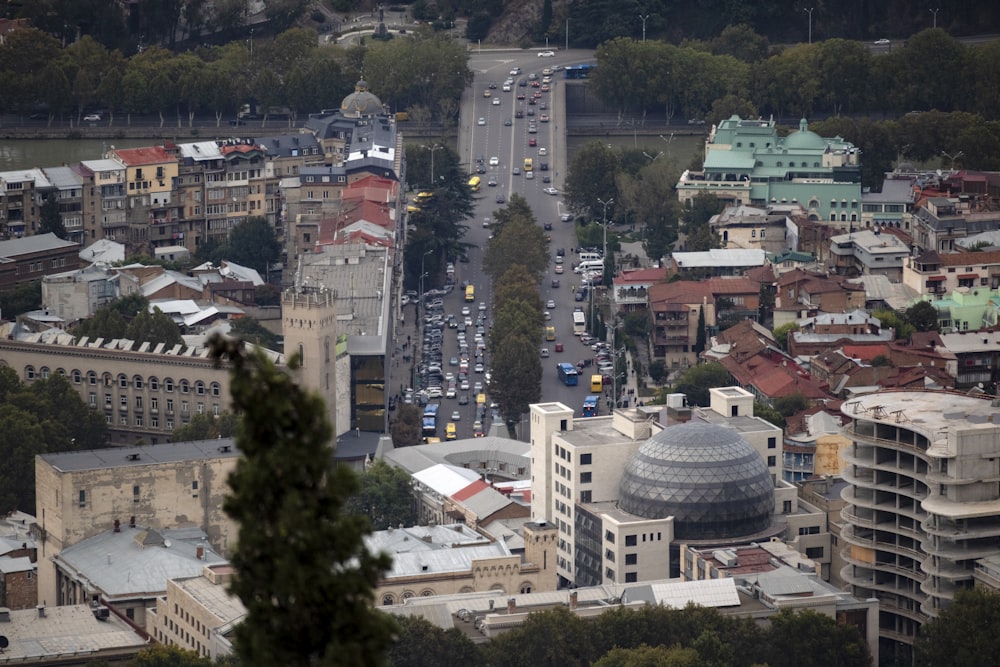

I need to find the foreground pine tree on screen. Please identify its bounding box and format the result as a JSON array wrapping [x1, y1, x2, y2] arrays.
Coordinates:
[[210, 336, 395, 666]]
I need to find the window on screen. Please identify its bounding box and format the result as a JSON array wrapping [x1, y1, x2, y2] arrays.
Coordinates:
[[805, 546, 824, 559], [799, 525, 821, 535], [133, 375, 143, 389], [580, 453, 592, 465], [151, 397, 158, 411], [195, 381, 205, 395], [625, 535, 637, 546], [118, 374, 128, 388], [782, 500, 792, 513], [25, 366, 35, 380], [78, 490, 87, 507], [149, 377, 159, 390], [580, 490, 592, 503], [165, 378, 174, 392], [767, 437, 777, 449], [580, 472, 592, 483], [180, 379, 190, 393], [605, 568, 615, 581], [192, 480, 199, 498], [120, 395, 127, 407], [767, 455, 776, 466], [625, 572, 638, 583], [605, 530, 615, 543], [88, 392, 97, 407], [88, 371, 97, 385], [166, 399, 174, 413], [71, 370, 82, 383], [605, 549, 615, 562], [135, 396, 143, 409], [211, 382, 221, 397], [625, 553, 637, 565]]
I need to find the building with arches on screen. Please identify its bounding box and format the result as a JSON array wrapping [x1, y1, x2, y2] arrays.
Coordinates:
[[676, 116, 862, 224]]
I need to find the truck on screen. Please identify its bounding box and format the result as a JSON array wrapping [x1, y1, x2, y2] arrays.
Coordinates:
[[238, 103, 295, 122]]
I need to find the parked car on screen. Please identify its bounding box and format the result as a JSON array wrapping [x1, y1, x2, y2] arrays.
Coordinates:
[[83, 114, 102, 122]]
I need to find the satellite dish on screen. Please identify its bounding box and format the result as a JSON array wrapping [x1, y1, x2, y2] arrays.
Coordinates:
[[0, 635, 9, 650]]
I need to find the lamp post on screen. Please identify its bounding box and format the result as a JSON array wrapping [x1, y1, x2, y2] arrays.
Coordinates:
[[638, 14, 650, 42], [930, 8, 940, 28], [419, 248, 433, 313], [597, 197, 614, 265], [804, 7, 814, 44], [941, 150, 964, 171], [421, 143, 444, 186], [642, 151, 663, 162], [659, 133, 675, 161]]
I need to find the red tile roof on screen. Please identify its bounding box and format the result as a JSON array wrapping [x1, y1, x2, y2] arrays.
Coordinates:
[[451, 479, 489, 501], [648, 280, 713, 306], [938, 250, 1000, 266], [703, 277, 760, 296], [744, 265, 776, 284], [111, 145, 174, 165], [842, 344, 890, 362], [614, 267, 667, 284]]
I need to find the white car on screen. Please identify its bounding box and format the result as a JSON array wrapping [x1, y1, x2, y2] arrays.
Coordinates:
[[477, 117, 486, 126], [874, 38, 891, 45], [543, 187, 559, 195], [489, 156, 499, 166], [502, 84, 511, 92], [492, 98, 500, 105], [509, 67, 521, 75], [538, 50, 555, 57], [546, 299, 556, 309], [461, 306, 471, 316], [83, 114, 101, 121]]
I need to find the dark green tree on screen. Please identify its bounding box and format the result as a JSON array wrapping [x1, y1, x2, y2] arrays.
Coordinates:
[[126, 307, 184, 348], [346, 460, 417, 531], [132, 644, 214, 666], [773, 322, 799, 351], [669, 361, 730, 407], [593, 644, 701, 667], [0, 281, 42, 318], [169, 412, 239, 442], [208, 336, 396, 666], [226, 216, 281, 275], [39, 193, 67, 239], [873, 308, 915, 340], [905, 300, 940, 332], [915, 588, 1000, 667], [489, 332, 543, 431], [772, 391, 811, 417], [386, 615, 481, 667], [230, 317, 281, 351], [754, 401, 786, 429], [390, 404, 421, 447], [484, 202, 550, 283], [693, 306, 707, 354], [564, 141, 620, 221], [871, 354, 894, 368], [759, 608, 869, 667], [648, 360, 667, 384], [484, 606, 595, 667]]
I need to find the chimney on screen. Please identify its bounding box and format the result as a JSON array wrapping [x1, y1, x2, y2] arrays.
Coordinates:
[[569, 591, 578, 610], [196, 546, 204, 560], [37, 605, 46, 618], [507, 597, 516, 614]]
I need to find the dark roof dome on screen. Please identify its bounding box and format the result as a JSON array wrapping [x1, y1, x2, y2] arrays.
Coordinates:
[[341, 79, 382, 118], [618, 421, 773, 540]]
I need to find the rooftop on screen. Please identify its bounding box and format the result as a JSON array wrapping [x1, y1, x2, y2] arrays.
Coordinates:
[[672, 249, 767, 269], [0, 604, 146, 661], [40, 438, 239, 472]]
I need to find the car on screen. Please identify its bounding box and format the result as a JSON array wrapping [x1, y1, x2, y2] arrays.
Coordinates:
[[539, 114, 549, 123], [496, 193, 506, 204], [477, 117, 486, 126], [472, 421, 485, 437], [502, 83, 512, 92], [513, 166, 521, 175], [483, 217, 491, 227], [555, 264, 564, 274], [515, 109, 524, 118], [540, 348, 550, 357], [540, 162, 549, 171], [546, 299, 556, 309], [528, 72, 538, 81], [475, 362, 485, 373], [489, 81, 497, 89], [528, 124, 537, 133], [510, 67, 521, 75], [540, 84, 550, 92], [492, 97, 501, 106], [528, 97, 537, 105], [460, 379, 470, 390], [461, 306, 471, 316], [473, 381, 483, 393], [488, 175, 498, 186], [489, 156, 499, 166], [483, 90, 491, 98], [478, 302, 487, 311], [555, 342, 564, 352], [575, 289, 587, 301], [538, 50, 555, 57], [540, 101, 548, 110], [526, 171, 534, 180], [561, 212, 573, 222], [517, 92, 526, 100], [544, 222, 552, 230], [543, 187, 559, 195], [874, 38, 891, 45], [543, 175, 551, 183], [538, 147, 548, 156], [427, 386, 443, 398], [554, 256, 563, 264], [531, 80, 540, 88], [477, 164, 487, 174], [504, 118, 512, 126], [446, 385, 457, 399], [458, 394, 470, 405], [552, 279, 560, 288], [527, 107, 535, 116], [543, 310, 551, 320], [529, 137, 537, 147], [519, 78, 528, 87], [451, 410, 461, 421], [83, 114, 102, 121], [449, 356, 459, 366]]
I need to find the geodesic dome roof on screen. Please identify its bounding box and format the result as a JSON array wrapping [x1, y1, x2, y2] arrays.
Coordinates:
[[618, 421, 773, 540]]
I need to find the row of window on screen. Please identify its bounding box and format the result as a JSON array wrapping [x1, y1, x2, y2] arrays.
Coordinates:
[[26, 367, 222, 396]]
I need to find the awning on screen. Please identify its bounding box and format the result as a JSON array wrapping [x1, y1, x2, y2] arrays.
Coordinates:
[[927, 276, 945, 281], [957, 273, 979, 279]]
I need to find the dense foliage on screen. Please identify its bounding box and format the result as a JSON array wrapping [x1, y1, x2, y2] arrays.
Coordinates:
[[71, 294, 184, 348], [209, 336, 395, 666], [0, 367, 107, 511], [915, 587, 1000, 667], [345, 459, 418, 530]]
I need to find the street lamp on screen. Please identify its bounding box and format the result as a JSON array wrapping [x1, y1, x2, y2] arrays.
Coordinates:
[[421, 144, 444, 187], [659, 133, 675, 161], [930, 8, 940, 28], [804, 7, 814, 44], [419, 248, 433, 310], [941, 150, 964, 171], [643, 150, 663, 162], [638, 14, 650, 42], [596, 197, 614, 267]]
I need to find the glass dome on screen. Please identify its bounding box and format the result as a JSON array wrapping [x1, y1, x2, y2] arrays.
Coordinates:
[[618, 421, 773, 540]]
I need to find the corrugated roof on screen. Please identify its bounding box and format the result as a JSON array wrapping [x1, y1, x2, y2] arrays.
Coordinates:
[[412, 464, 481, 496], [0, 233, 79, 258]]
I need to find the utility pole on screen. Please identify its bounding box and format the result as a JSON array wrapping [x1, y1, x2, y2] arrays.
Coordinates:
[[930, 8, 940, 28], [597, 198, 614, 267], [804, 7, 814, 44], [422, 144, 443, 186], [638, 14, 650, 43]]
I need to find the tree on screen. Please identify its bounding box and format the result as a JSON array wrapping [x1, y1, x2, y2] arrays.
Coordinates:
[[693, 306, 707, 354], [669, 361, 730, 407], [169, 412, 239, 442], [126, 307, 184, 348], [226, 216, 281, 274], [871, 354, 894, 368], [132, 644, 214, 666], [489, 332, 543, 430], [0, 281, 42, 318], [484, 606, 595, 667], [905, 300, 940, 333], [346, 460, 417, 530], [873, 308, 915, 340], [564, 141, 620, 221], [772, 391, 811, 417], [915, 588, 1000, 667], [386, 615, 481, 667], [390, 404, 421, 447], [648, 360, 667, 384], [773, 322, 799, 351], [593, 644, 702, 667], [39, 193, 67, 239], [208, 336, 396, 666], [759, 608, 870, 667], [754, 401, 785, 428], [230, 317, 281, 350]]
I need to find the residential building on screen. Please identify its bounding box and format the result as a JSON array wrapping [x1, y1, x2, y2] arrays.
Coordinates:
[[840, 390, 1000, 661], [150, 564, 242, 660], [0, 233, 81, 289], [938, 330, 1000, 388], [847, 274, 919, 312], [923, 286, 1000, 332], [797, 475, 851, 590], [669, 248, 766, 277], [903, 248, 1000, 297], [773, 269, 866, 328], [911, 195, 1000, 254], [106, 145, 180, 254], [827, 228, 910, 280], [782, 409, 849, 483], [73, 159, 127, 245], [710, 204, 792, 253], [0, 168, 52, 239], [42, 166, 85, 245], [648, 281, 715, 368], [676, 116, 862, 224], [861, 174, 916, 231], [787, 310, 893, 357]]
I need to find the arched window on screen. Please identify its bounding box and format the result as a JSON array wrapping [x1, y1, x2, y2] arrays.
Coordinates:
[[25, 366, 35, 380], [210, 382, 221, 397], [56, 368, 66, 376], [809, 199, 819, 209], [164, 378, 175, 392], [71, 370, 82, 383], [381, 594, 394, 606], [149, 376, 159, 391], [133, 375, 144, 390], [102, 372, 113, 387], [179, 379, 190, 393], [118, 374, 128, 388], [520, 583, 533, 594], [195, 381, 205, 395], [88, 371, 97, 385], [40, 367, 50, 379]]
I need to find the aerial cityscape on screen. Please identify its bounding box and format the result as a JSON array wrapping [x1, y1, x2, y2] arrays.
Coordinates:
[[1, 1, 1000, 665]]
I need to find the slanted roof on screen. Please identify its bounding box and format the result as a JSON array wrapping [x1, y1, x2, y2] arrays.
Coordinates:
[[111, 145, 174, 165], [0, 233, 78, 258]]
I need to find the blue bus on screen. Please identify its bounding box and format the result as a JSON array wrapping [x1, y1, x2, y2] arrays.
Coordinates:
[[557, 362, 579, 386], [564, 63, 595, 79], [582, 395, 599, 417], [422, 418, 437, 439], [423, 404, 439, 420]]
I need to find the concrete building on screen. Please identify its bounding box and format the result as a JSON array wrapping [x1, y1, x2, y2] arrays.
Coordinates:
[[611, 267, 666, 312], [106, 145, 180, 255], [669, 248, 766, 277], [34, 439, 241, 610], [0, 233, 81, 290], [0, 168, 53, 239], [150, 563, 242, 660], [861, 174, 917, 231], [911, 195, 1000, 255], [676, 116, 862, 223], [840, 390, 1000, 661], [0, 604, 147, 664], [710, 204, 792, 254], [648, 281, 715, 368], [42, 166, 85, 245], [938, 330, 1000, 388], [827, 228, 910, 280], [903, 248, 1000, 297]]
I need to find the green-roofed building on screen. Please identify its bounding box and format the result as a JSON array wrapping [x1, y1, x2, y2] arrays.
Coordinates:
[[677, 116, 863, 224]]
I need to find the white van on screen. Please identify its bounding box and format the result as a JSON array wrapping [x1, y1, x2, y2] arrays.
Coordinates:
[[578, 252, 601, 263], [575, 259, 605, 274]]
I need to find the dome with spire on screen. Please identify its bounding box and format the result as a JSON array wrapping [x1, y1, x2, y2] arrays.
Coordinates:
[[783, 117, 827, 151], [340, 79, 383, 118]]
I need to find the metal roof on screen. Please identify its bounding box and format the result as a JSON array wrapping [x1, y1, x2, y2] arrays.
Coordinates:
[[413, 464, 482, 496], [672, 249, 766, 268]]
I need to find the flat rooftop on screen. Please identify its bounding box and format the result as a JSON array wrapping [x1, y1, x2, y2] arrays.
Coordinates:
[[842, 390, 1000, 446], [40, 438, 239, 472]]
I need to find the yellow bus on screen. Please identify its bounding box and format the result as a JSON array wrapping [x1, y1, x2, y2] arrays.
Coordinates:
[[524, 157, 533, 172], [590, 375, 604, 392], [465, 284, 475, 302], [468, 175, 481, 192], [545, 326, 556, 341]]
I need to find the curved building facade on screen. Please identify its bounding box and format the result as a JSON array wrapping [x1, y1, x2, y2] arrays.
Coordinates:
[[840, 390, 1000, 664]]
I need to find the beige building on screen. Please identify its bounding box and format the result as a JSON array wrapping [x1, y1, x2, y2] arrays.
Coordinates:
[[150, 563, 242, 661], [33, 439, 240, 610]]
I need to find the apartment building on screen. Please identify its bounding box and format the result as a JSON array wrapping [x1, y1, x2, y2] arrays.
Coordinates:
[[107, 145, 181, 254], [840, 390, 1000, 663], [0, 168, 51, 238], [74, 159, 127, 245], [42, 166, 85, 245], [903, 248, 1000, 297]]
